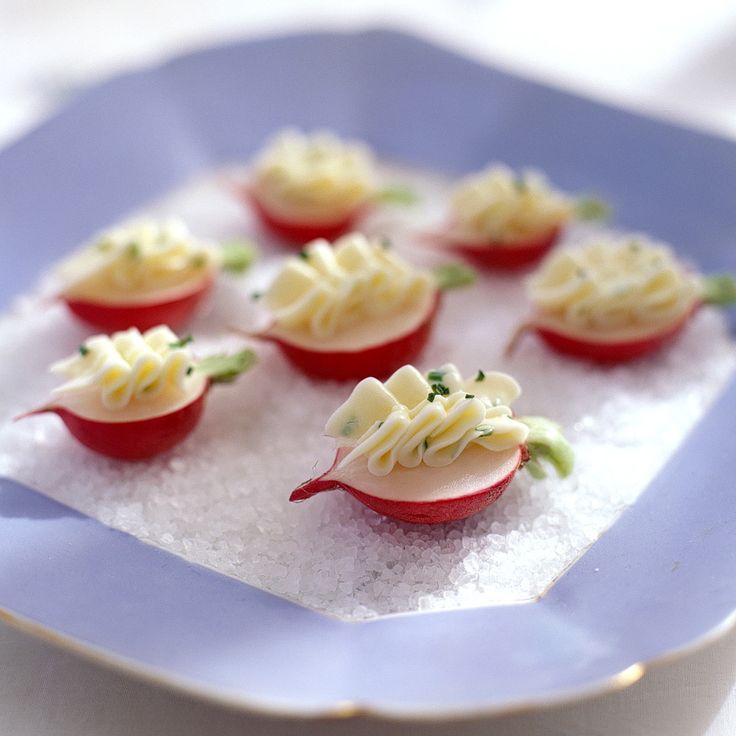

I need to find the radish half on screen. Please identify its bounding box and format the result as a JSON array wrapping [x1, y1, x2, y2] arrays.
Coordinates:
[[63, 276, 215, 333], [291, 445, 525, 524], [255, 290, 440, 381], [506, 309, 696, 363], [507, 274, 736, 363], [17, 350, 256, 460], [290, 416, 573, 525], [245, 188, 364, 246], [244, 261, 474, 381], [61, 241, 255, 332], [441, 226, 561, 271]]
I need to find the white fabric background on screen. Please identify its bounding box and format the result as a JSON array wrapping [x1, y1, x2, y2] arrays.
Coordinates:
[[2, 1, 736, 733]]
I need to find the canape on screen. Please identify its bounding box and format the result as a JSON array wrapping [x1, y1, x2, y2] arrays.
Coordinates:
[[243, 232, 473, 380], [290, 364, 572, 524], [241, 129, 382, 244], [58, 218, 256, 331], [431, 164, 606, 270], [18, 325, 256, 459], [507, 234, 736, 362]]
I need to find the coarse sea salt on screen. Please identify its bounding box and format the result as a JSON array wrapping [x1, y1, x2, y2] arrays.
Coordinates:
[[1, 163, 734, 621]]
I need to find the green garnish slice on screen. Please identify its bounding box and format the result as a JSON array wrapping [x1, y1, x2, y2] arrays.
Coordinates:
[[432, 262, 477, 291], [475, 370, 485, 382], [513, 176, 527, 193], [78, 345, 90, 357], [169, 334, 193, 349], [195, 349, 257, 384], [427, 370, 445, 382], [298, 249, 309, 260], [518, 415, 574, 479], [374, 185, 419, 206], [340, 417, 359, 437], [575, 197, 610, 221], [702, 274, 736, 306], [221, 240, 257, 274], [431, 382, 450, 396]]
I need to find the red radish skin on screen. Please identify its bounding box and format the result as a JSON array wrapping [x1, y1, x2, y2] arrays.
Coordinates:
[[246, 189, 365, 246], [509, 305, 698, 364], [290, 446, 528, 525], [63, 277, 213, 332], [19, 383, 209, 461], [536, 318, 689, 362], [258, 293, 440, 381], [443, 226, 561, 271]]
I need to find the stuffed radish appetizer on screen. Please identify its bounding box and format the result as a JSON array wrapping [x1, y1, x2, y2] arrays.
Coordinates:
[[290, 364, 572, 524], [430, 164, 606, 270], [507, 235, 736, 362], [18, 326, 256, 460], [58, 218, 256, 331], [241, 129, 415, 245], [243, 232, 473, 380]]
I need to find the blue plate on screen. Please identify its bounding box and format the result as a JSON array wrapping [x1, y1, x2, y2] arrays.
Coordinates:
[[1, 29, 736, 719]]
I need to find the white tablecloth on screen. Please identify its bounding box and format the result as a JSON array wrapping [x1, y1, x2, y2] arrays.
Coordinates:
[[2, 1, 736, 733]]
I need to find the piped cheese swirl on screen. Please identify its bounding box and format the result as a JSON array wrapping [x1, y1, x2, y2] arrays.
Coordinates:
[[528, 236, 700, 330], [264, 233, 434, 339], [59, 219, 219, 300], [325, 364, 530, 476], [51, 326, 192, 410], [252, 129, 377, 222], [449, 164, 572, 244]]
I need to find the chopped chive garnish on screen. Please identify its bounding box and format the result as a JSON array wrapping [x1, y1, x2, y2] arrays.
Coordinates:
[[427, 392, 436, 403], [431, 382, 450, 396], [251, 291, 263, 301], [465, 394, 475, 399], [475, 370, 485, 382], [298, 249, 309, 260], [427, 370, 445, 382], [169, 334, 193, 349], [186, 365, 194, 375], [377, 421, 384, 428], [78, 345, 89, 357]]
